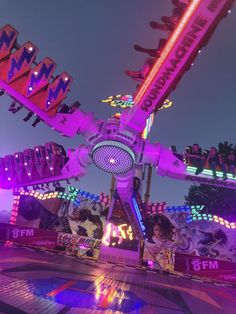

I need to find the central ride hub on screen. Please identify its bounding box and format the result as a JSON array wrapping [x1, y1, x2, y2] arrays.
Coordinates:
[[91, 140, 135, 174]]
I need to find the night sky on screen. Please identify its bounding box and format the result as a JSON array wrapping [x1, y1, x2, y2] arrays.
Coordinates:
[[0, 1, 235, 214]]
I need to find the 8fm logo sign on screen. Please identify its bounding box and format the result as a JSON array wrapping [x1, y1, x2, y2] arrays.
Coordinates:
[[11, 228, 34, 239]]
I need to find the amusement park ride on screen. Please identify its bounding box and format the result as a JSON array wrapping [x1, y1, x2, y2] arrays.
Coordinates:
[[0, 0, 234, 245]]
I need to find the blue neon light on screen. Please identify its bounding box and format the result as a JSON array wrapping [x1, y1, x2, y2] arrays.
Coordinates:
[[132, 197, 145, 232]]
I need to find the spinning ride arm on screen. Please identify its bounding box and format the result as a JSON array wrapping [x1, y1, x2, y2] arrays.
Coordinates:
[[119, 0, 234, 135], [0, 143, 92, 189], [0, 24, 100, 139], [142, 141, 236, 190]]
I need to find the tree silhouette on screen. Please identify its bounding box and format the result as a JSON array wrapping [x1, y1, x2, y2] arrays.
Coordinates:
[[185, 184, 236, 218]]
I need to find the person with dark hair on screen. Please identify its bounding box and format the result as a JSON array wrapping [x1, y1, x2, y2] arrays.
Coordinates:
[[207, 147, 219, 179], [185, 144, 205, 175], [219, 153, 228, 180], [133, 38, 167, 59], [150, 1, 189, 32], [228, 151, 236, 177], [145, 214, 176, 271], [150, 214, 175, 244]]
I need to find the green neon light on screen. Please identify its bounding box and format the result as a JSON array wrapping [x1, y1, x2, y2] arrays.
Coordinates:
[[187, 166, 236, 181]]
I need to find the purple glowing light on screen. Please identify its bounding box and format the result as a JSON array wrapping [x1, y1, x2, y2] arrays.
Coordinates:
[[92, 141, 135, 174]]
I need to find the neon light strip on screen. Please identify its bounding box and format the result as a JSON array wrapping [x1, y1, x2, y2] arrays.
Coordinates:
[[166, 205, 204, 213], [18, 187, 100, 204], [18, 190, 77, 202], [134, 0, 201, 104], [132, 197, 145, 231], [187, 166, 236, 181], [190, 214, 236, 229], [141, 112, 154, 139], [68, 186, 100, 202], [9, 195, 20, 225]]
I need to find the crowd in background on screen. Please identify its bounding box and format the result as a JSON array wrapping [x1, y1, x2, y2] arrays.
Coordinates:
[[185, 143, 236, 180]]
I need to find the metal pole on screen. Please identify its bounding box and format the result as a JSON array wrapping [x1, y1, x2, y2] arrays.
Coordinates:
[[110, 174, 115, 200], [144, 164, 152, 205]]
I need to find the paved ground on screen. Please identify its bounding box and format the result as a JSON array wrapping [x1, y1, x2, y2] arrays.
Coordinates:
[[0, 245, 235, 313]]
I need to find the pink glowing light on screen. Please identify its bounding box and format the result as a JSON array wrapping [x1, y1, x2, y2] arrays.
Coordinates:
[[108, 158, 116, 164]]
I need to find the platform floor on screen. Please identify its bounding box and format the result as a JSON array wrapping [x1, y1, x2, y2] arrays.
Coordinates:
[[0, 245, 235, 313]]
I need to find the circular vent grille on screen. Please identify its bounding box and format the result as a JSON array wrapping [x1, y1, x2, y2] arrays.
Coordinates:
[[91, 141, 135, 174]]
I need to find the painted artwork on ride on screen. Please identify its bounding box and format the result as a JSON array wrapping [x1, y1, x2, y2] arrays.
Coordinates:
[[15, 189, 109, 259], [143, 212, 236, 271]]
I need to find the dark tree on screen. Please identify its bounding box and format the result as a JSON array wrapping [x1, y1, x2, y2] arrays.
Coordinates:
[[185, 184, 236, 218]]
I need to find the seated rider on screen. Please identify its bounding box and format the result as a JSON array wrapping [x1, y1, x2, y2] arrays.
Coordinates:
[[207, 147, 219, 179], [186, 144, 205, 175], [227, 151, 236, 178], [219, 153, 228, 180], [125, 58, 155, 81]]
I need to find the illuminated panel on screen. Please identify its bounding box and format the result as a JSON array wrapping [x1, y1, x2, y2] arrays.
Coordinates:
[[146, 202, 166, 215], [100, 192, 110, 206], [0, 157, 5, 184], [121, 0, 233, 133], [102, 223, 133, 247], [190, 213, 236, 229], [166, 204, 204, 213], [18, 189, 78, 203], [14, 152, 26, 183], [101, 94, 134, 108], [101, 94, 173, 110], [34, 145, 47, 178], [0, 24, 18, 60], [187, 166, 236, 181], [77, 189, 100, 202], [29, 72, 73, 116], [3, 155, 15, 185], [92, 141, 135, 174], [141, 112, 154, 139], [45, 142, 62, 176], [18, 186, 101, 205], [102, 223, 122, 246], [68, 186, 100, 202], [6, 194, 21, 247], [0, 41, 38, 83], [23, 148, 36, 181], [25, 57, 56, 97], [9, 195, 20, 225], [131, 197, 145, 233]]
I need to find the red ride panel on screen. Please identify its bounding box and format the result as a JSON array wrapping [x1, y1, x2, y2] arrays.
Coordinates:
[[0, 24, 18, 60]]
